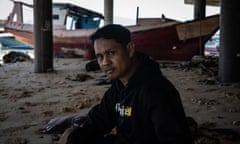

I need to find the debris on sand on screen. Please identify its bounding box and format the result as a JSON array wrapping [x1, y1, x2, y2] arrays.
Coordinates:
[[3, 51, 32, 63], [65, 73, 93, 82]]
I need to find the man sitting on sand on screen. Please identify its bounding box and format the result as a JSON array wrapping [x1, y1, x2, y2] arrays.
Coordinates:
[[47, 24, 194, 144]]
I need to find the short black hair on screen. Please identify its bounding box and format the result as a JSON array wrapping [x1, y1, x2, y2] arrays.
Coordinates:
[[90, 24, 131, 46]]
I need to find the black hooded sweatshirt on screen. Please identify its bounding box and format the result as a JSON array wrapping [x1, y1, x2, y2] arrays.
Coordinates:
[[70, 52, 194, 144]]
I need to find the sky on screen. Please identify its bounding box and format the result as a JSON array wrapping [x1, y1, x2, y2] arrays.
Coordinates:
[[1, 0, 220, 25]]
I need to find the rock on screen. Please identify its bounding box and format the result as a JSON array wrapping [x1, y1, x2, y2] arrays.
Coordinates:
[[85, 59, 100, 71], [3, 51, 32, 63]]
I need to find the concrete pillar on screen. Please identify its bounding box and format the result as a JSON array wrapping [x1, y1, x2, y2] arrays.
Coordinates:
[[34, 0, 53, 73], [104, 0, 113, 25], [219, 0, 240, 83], [194, 0, 206, 19]]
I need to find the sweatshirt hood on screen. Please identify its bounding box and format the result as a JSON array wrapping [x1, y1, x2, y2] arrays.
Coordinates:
[[114, 52, 162, 90]]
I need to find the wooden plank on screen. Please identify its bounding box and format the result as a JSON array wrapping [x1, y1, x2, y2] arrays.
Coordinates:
[[184, 0, 220, 6], [176, 15, 219, 41]]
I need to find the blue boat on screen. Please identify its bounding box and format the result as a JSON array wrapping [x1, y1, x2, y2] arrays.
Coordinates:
[[0, 33, 33, 50]]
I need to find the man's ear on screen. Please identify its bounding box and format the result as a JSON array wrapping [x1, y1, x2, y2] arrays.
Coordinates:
[[126, 42, 135, 57]]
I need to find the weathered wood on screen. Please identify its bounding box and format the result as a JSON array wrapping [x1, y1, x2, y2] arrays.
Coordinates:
[[184, 0, 220, 6], [176, 15, 219, 41]]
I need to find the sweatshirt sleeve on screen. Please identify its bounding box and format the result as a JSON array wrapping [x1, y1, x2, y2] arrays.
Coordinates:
[[87, 86, 118, 135], [66, 87, 118, 144]]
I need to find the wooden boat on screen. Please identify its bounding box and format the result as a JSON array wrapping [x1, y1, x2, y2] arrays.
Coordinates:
[[4, 1, 219, 61]]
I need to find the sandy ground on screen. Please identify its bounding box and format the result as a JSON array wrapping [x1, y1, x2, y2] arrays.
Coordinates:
[[0, 58, 240, 144]]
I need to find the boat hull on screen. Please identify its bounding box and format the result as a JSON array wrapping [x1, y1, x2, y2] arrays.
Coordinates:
[[131, 26, 216, 61]]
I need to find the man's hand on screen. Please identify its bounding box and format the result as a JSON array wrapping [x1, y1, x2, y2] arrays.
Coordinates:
[[58, 127, 74, 144]]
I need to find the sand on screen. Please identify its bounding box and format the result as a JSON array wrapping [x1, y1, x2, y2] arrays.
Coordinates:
[[0, 58, 239, 144]]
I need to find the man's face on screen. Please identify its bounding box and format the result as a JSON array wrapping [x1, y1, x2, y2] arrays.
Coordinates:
[[94, 38, 134, 81]]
